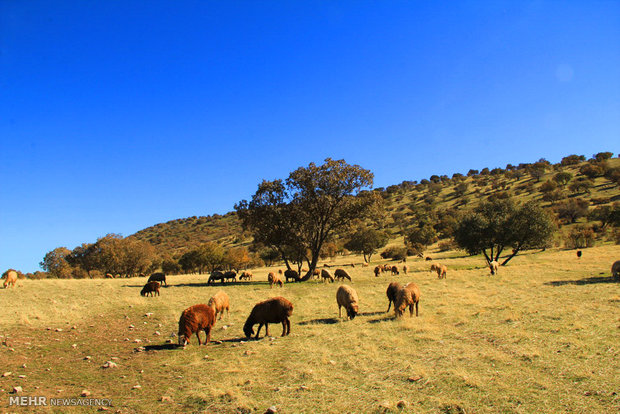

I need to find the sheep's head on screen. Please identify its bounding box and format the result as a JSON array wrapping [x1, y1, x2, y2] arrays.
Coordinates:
[[347, 304, 359, 320], [178, 332, 189, 346], [243, 321, 254, 338]]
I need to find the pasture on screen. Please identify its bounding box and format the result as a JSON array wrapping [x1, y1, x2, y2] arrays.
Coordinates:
[[1, 245, 618, 413]]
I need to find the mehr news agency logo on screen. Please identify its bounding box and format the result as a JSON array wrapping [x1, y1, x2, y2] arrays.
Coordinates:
[[8, 395, 113, 407]]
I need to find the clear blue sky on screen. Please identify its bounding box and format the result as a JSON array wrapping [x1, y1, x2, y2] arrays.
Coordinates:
[[1, 1, 618, 273]]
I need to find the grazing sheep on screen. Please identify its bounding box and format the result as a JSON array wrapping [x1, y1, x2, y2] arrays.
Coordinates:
[[224, 271, 237, 283], [402, 265, 409, 275], [243, 297, 294, 339], [612, 260, 620, 279], [312, 269, 320, 278], [105, 273, 114, 279], [239, 271, 253, 281], [489, 261, 499, 275], [321, 269, 335, 283], [391, 265, 399, 275], [336, 285, 359, 320], [268, 272, 283, 288], [2, 269, 18, 288], [148, 272, 167, 286], [394, 282, 421, 317], [577, 250, 582, 258], [383, 264, 392, 272], [278, 269, 284, 275], [425, 257, 432, 261], [284, 269, 300, 283], [178, 304, 216, 346], [374, 265, 381, 277], [140, 281, 160, 297], [386, 281, 402, 313], [208, 291, 230, 320], [430, 263, 447, 279], [208, 271, 226, 284], [334, 268, 352, 281]]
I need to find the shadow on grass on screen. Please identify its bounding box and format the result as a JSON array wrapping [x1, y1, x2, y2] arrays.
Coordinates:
[[122, 281, 269, 288], [298, 318, 339, 326], [143, 343, 182, 351], [359, 311, 385, 317], [368, 315, 395, 324], [545, 275, 618, 286]]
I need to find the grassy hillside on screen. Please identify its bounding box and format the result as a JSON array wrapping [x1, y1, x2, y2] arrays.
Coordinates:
[[1, 245, 618, 413], [131, 157, 620, 255]]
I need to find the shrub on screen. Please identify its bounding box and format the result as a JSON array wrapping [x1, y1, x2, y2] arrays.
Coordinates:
[[565, 225, 596, 249], [438, 239, 458, 252], [380, 246, 408, 261]]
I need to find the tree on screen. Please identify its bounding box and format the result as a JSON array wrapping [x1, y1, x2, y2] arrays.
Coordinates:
[[593, 152, 613, 162], [40, 247, 73, 278], [579, 163, 605, 179], [568, 177, 593, 194], [554, 198, 589, 224], [236, 158, 382, 281], [65, 243, 99, 277], [405, 224, 438, 253], [343, 228, 389, 263], [454, 182, 469, 197], [561, 154, 585, 166], [527, 162, 547, 182], [225, 246, 251, 271], [588, 203, 620, 229], [453, 199, 555, 267], [553, 171, 573, 187]]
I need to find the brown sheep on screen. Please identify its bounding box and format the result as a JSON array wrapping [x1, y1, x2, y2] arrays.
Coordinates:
[[278, 269, 284, 275], [321, 269, 335, 283], [243, 297, 294, 339], [105, 273, 114, 279], [402, 265, 409, 275], [284, 269, 300, 283], [374, 265, 381, 277], [208, 271, 226, 284], [3, 269, 18, 288], [178, 304, 216, 346], [394, 282, 421, 317], [208, 291, 230, 320], [385, 281, 401, 313], [334, 268, 352, 281], [148, 272, 167, 286], [140, 281, 160, 297], [312, 269, 321, 278], [430, 263, 447, 279], [239, 271, 253, 281], [577, 250, 582, 258], [336, 285, 359, 320], [383, 264, 392, 272], [223, 271, 237, 283], [268, 272, 283, 288], [612, 260, 620, 279], [425, 257, 432, 261], [391, 265, 399, 275]]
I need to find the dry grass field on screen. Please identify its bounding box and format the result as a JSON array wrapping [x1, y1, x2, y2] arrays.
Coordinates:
[[1, 245, 619, 413]]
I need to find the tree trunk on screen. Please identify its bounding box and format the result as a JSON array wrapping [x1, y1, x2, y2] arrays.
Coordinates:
[[482, 250, 492, 266], [500, 247, 520, 266], [300, 249, 320, 281]]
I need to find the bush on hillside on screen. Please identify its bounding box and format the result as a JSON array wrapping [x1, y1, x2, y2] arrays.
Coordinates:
[[565, 225, 596, 249]]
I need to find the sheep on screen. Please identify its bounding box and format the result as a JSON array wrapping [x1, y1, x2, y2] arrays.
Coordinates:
[[577, 250, 582, 258], [178, 304, 216, 346], [394, 282, 421, 317], [239, 271, 253, 281], [268, 272, 283, 288], [334, 268, 352, 281], [386, 281, 402, 313], [223, 271, 237, 283], [362, 262, 369, 267], [208, 271, 226, 284], [243, 297, 293, 339], [321, 269, 335, 283], [105, 273, 114, 279], [383, 264, 392, 272], [312, 269, 321, 278], [489, 260, 499, 275], [612, 260, 620, 279], [402, 265, 409, 275], [278, 269, 283, 275], [284, 269, 300, 283], [391, 265, 400, 275], [336, 285, 359, 320], [208, 291, 230, 320], [374, 266, 381, 277], [425, 257, 432, 261], [3, 269, 17, 288], [140, 281, 160, 297], [148, 272, 167, 286], [430, 263, 447, 279]]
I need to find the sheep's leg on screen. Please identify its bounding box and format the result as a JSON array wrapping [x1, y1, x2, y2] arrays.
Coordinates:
[[265, 324, 270, 337], [204, 327, 211, 345], [386, 301, 392, 313], [415, 301, 419, 317], [196, 332, 202, 346], [339, 305, 342, 318], [282, 318, 290, 336], [409, 304, 414, 317], [255, 324, 263, 339]]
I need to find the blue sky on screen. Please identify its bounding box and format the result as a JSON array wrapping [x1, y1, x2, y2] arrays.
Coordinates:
[[1, 1, 618, 273]]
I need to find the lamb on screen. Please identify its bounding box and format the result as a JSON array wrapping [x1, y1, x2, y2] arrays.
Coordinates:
[[284, 269, 300, 283], [208, 271, 226, 284], [385, 281, 401, 313], [336, 285, 359, 320], [105, 273, 114, 279], [334, 268, 352, 281], [178, 304, 216, 346], [2, 269, 17, 288], [148, 272, 167, 286], [208, 291, 230, 320], [374, 266, 382, 277], [489, 260, 499, 275], [577, 250, 582, 258], [223, 271, 237, 283], [321, 269, 335, 283], [239, 271, 253, 281], [425, 257, 432, 261], [402, 265, 409, 275], [268, 272, 283, 288], [430, 263, 447, 279], [391, 265, 400, 275], [140, 281, 160, 297], [394, 282, 421, 317], [612, 260, 620, 279], [243, 297, 293, 339]]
